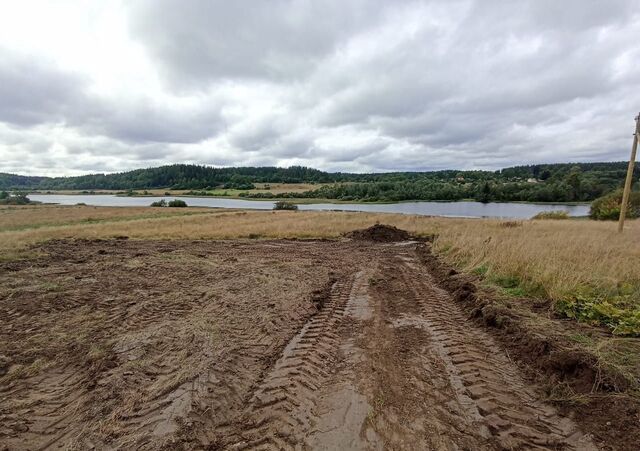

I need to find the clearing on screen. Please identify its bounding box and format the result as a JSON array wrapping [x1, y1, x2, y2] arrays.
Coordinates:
[[2, 225, 637, 450]]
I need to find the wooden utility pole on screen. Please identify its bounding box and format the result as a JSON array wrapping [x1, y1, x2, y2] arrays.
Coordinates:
[[618, 112, 640, 232]]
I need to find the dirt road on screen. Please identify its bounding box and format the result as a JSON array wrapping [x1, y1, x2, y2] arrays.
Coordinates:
[[0, 236, 598, 450]]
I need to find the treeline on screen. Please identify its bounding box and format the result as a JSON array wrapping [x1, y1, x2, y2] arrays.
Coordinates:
[[0, 173, 49, 189], [0, 165, 337, 190], [1, 162, 637, 203], [243, 164, 639, 203]]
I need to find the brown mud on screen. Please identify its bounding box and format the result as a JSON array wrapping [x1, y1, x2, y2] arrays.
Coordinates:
[[417, 243, 640, 450], [342, 224, 413, 242], [0, 228, 636, 450]]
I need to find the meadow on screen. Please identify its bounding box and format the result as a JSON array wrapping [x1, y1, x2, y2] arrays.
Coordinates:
[[1, 204, 639, 335]]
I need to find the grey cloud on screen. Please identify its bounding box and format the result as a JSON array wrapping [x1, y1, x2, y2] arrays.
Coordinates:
[[77, 98, 225, 144], [2, 0, 640, 175], [126, 0, 390, 87], [0, 49, 87, 126], [0, 50, 225, 146]]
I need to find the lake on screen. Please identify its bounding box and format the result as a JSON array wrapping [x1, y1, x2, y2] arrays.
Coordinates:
[[27, 194, 590, 219]]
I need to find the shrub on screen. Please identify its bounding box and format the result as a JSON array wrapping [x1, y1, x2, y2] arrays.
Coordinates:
[[0, 192, 30, 205], [590, 189, 640, 220], [273, 201, 298, 211], [531, 210, 569, 220], [150, 200, 167, 207], [168, 199, 188, 207]]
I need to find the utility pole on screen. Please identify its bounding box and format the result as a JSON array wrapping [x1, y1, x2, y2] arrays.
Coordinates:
[[618, 112, 640, 232]]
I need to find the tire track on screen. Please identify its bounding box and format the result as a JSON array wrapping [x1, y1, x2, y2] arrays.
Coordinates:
[[1, 239, 609, 450], [395, 252, 596, 450], [0, 367, 90, 451], [229, 276, 355, 450]]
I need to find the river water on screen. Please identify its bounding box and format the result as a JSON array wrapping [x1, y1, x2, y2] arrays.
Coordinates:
[[27, 194, 590, 219]]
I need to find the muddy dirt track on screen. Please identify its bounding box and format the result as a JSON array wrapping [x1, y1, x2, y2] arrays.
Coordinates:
[[0, 237, 602, 450]]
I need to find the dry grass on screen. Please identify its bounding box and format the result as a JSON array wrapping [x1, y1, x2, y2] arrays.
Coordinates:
[[432, 218, 640, 300], [0, 205, 215, 231], [1, 205, 639, 333], [1, 207, 638, 291], [0, 209, 427, 253], [430, 218, 640, 335]]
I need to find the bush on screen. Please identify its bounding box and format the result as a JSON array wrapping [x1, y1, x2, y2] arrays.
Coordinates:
[[273, 200, 298, 210], [0, 192, 30, 205], [150, 200, 167, 207], [590, 189, 640, 220], [168, 199, 188, 207], [531, 210, 569, 220]]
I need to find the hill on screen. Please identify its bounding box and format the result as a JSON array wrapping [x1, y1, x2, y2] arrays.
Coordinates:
[[1, 161, 637, 203]]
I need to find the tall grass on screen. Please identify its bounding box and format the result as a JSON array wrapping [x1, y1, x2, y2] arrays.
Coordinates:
[[0, 205, 214, 231], [431, 219, 640, 335]]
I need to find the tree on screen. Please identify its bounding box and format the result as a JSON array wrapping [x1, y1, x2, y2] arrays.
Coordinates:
[[539, 169, 552, 181], [478, 182, 492, 203], [273, 201, 298, 210], [565, 166, 583, 201]]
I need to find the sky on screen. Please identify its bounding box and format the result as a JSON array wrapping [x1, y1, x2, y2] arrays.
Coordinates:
[[1, 0, 639, 176]]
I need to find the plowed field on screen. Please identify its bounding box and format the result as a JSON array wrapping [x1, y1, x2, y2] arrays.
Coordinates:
[[0, 236, 620, 450]]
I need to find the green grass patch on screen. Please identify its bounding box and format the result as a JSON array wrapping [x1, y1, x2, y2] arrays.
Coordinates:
[[555, 289, 640, 337], [488, 273, 640, 336], [471, 264, 489, 276], [487, 273, 547, 298]]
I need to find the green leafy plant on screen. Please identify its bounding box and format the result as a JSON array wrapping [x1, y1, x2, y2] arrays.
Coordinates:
[[555, 291, 640, 336], [590, 189, 640, 220], [273, 201, 298, 211], [168, 199, 188, 207]]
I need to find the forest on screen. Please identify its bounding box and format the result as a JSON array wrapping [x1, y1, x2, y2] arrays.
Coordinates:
[[1, 161, 636, 203], [244, 162, 637, 203]]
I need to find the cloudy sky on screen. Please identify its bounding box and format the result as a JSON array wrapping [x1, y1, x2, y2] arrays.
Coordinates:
[[1, 0, 639, 176]]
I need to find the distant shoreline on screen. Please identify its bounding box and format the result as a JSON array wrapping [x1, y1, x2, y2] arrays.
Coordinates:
[[25, 191, 592, 207]]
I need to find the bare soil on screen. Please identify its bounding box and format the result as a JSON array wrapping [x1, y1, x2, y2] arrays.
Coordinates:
[[343, 224, 412, 242], [0, 230, 635, 450]]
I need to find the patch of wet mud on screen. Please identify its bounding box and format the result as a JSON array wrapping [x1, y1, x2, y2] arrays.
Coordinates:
[[0, 239, 373, 450], [416, 242, 640, 450], [0, 235, 632, 450], [307, 270, 382, 450]]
